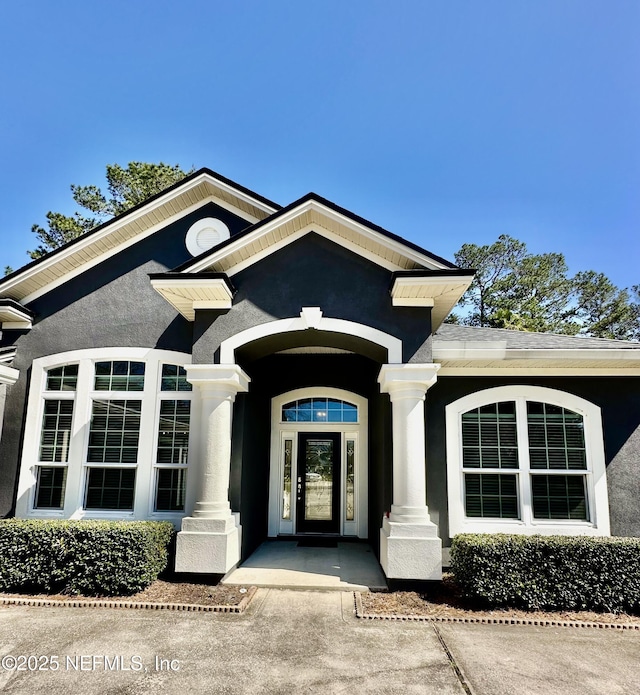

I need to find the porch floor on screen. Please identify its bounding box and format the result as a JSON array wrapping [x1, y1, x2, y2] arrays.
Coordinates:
[[222, 541, 387, 591]]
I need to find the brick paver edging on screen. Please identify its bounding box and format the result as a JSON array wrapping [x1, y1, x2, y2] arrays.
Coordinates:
[[0, 586, 257, 613], [354, 593, 640, 630]]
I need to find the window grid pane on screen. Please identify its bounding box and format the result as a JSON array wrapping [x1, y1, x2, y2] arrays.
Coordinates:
[[155, 468, 186, 511], [462, 402, 519, 469], [531, 474, 588, 520], [156, 400, 190, 464], [346, 439, 355, 521], [527, 402, 587, 470], [87, 400, 141, 463], [35, 466, 67, 509], [39, 400, 74, 462], [46, 365, 78, 391], [282, 398, 358, 423], [464, 473, 519, 518], [94, 361, 145, 391], [85, 467, 136, 510], [282, 439, 292, 520], [160, 364, 192, 392]]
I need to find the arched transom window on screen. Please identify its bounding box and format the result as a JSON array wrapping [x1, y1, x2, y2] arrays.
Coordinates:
[[282, 398, 358, 423]]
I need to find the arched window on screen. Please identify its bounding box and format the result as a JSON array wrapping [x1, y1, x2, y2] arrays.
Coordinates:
[[16, 348, 194, 522], [281, 398, 358, 423], [446, 386, 610, 537]]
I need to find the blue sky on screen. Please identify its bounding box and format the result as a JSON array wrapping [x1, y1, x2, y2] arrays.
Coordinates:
[[1, 1, 638, 290]]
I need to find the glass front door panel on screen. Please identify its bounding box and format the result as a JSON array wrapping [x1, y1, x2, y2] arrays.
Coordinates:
[[296, 432, 340, 533], [304, 439, 333, 521]]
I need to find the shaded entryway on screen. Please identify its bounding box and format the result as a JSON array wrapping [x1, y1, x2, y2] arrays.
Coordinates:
[[221, 541, 387, 591]]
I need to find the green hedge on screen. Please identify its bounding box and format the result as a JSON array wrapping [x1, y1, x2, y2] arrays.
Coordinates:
[[0, 519, 174, 596], [450, 533, 640, 613]]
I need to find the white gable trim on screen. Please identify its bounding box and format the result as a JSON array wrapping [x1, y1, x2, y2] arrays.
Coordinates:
[[0, 364, 19, 385], [1, 172, 278, 305], [186, 199, 449, 276], [219, 308, 403, 364]]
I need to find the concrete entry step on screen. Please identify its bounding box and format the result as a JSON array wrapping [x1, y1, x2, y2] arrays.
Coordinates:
[[221, 541, 387, 591]]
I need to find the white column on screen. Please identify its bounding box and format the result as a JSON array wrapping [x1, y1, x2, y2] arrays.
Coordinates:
[[378, 363, 442, 580], [175, 364, 250, 574]]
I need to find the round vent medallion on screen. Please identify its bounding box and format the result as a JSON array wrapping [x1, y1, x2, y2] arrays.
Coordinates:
[[185, 218, 230, 257]]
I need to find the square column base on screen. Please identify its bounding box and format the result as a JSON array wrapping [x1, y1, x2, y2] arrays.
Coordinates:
[[379, 516, 442, 580], [175, 516, 242, 574]]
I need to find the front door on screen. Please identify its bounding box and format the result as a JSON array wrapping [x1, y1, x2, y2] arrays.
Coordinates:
[[296, 432, 341, 534]]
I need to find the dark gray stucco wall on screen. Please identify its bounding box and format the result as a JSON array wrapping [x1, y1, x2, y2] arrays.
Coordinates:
[[425, 376, 640, 545], [0, 203, 251, 516], [229, 353, 388, 559], [192, 232, 433, 365]]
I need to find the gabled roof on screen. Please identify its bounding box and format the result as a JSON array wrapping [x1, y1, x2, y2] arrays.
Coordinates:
[[0, 169, 280, 304], [174, 192, 458, 276]]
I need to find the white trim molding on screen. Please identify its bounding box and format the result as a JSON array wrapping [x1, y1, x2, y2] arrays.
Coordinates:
[[446, 385, 610, 538], [268, 387, 368, 539], [15, 347, 195, 525], [184, 198, 451, 277], [390, 275, 474, 329], [0, 302, 33, 330], [434, 342, 640, 374], [219, 308, 403, 364], [150, 276, 233, 320], [0, 171, 278, 304], [0, 364, 19, 385]]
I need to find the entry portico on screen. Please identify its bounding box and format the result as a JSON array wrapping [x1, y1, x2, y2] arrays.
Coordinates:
[[172, 303, 450, 579]]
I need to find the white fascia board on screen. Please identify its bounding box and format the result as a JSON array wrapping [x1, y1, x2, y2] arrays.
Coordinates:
[[503, 348, 640, 361], [0, 305, 33, 329], [16, 196, 218, 305], [221, 223, 408, 276], [150, 277, 233, 321], [433, 346, 640, 363], [306, 200, 450, 271], [393, 297, 436, 307], [391, 275, 474, 310], [187, 199, 450, 275], [196, 173, 278, 217], [433, 341, 508, 360], [437, 367, 640, 376], [150, 277, 233, 294], [0, 364, 19, 385], [391, 275, 474, 293], [2, 172, 277, 305]]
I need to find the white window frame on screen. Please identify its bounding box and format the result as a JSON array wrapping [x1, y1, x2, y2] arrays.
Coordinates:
[[446, 385, 610, 537], [16, 347, 194, 525], [150, 368, 196, 516], [268, 387, 368, 538]]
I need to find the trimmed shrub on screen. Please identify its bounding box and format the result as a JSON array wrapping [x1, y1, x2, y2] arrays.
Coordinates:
[[0, 519, 174, 596], [450, 533, 640, 613]]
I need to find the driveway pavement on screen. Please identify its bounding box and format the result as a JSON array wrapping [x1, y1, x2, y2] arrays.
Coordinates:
[[0, 589, 638, 694]]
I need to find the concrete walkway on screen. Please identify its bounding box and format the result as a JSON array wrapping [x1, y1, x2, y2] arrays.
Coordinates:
[[222, 541, 387, 591], [0, 589, 638, 694]]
